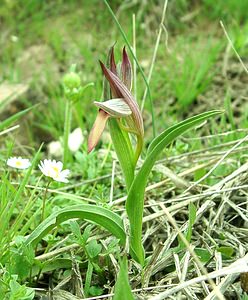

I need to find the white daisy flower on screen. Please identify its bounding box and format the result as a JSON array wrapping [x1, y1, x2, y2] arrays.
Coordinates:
[[38, 159, 70, 183], [7, 157, 31, 170]]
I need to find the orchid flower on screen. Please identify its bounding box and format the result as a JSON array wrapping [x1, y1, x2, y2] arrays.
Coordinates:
[[88, 47, 144, 163]]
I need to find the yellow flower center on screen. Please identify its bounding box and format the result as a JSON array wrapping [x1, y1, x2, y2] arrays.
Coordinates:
[[15, 161, 22, 167], [48, 166, 59, 178]]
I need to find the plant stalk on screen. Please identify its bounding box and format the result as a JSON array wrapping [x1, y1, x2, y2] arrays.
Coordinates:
[[41, 180, 51, 222], [63, 99, 72, 167]]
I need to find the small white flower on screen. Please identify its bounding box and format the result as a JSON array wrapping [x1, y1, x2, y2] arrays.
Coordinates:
[[47, 141, 63, 158], [7, 157, 31, 170], [38, 159, 70, 183], [68, 127, 84, 153], [11, 35, 18, 42]]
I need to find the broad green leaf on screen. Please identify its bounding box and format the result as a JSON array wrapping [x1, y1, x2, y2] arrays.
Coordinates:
[[217, 246, 234, 259], [26, 205, 126, 247], [69, 220, 82, 241], [89, 286, 103, 296], [126, 110, 223, 265], [195, 248, 212, 263], [31, 258, 72, 277], [113, 257, 134, 300], [9, 279, 35, 300], [194, 167, 206, 181], [82, 225, 93, 244], [109, 119, 135, 190], [9, 240, 35, 281], [86, 240, 102, 258]]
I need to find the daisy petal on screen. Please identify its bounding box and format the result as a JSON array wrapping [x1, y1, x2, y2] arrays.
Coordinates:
[[39, 159, 70, 183]]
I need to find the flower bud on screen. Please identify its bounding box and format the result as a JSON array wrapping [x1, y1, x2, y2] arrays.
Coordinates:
[[63, 72, 81, 89], [63, 72, 82, 101]]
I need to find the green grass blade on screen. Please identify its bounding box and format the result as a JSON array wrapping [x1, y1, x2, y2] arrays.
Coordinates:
[[26, 205, 126, 247], [126, 110, 223, 265], [186, 202, 197, 242], [179, 202, 197, 249], [113, 257, 134, 300], [0, 144, 43, 246], [0, 105, 38, 132]]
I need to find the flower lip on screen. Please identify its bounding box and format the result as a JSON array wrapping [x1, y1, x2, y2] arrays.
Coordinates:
[[88, 109, 110, 153], [38, 159, 70, 183], [94, 98, 132, 118], [7, 157, 31, 170]]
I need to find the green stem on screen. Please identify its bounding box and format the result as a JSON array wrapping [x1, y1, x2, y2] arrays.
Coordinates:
[[84, 261, 93, 296], [134, 135, 143, 165], [109, 119, 135, 190], [11, 175, 43, 235], [63, 99, 72, 167], [41, 181, 51, 222], [117, 119, 138, 135]]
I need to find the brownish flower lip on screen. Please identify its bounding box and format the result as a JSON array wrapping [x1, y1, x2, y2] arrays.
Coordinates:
[[88, 109, 110, 153]]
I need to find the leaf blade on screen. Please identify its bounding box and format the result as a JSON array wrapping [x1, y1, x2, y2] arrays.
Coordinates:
[[0, 105, 38, 132], [126, 110, 223, 264], [113, 257, 135, 300], [109, 119, 135, 190], [26, 205, 126, 247]]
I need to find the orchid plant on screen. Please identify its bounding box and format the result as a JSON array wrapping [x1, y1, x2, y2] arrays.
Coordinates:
[[87, 46, 222, 265], [26, 46, 222, 268]]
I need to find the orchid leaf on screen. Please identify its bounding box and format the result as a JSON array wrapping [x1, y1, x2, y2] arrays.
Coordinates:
[[147, 110, 222, 155], [126, 110, 223, 265], [26, 205, 126, 247], [113, 257, 134, 300], [109, 119, 135, 190]]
